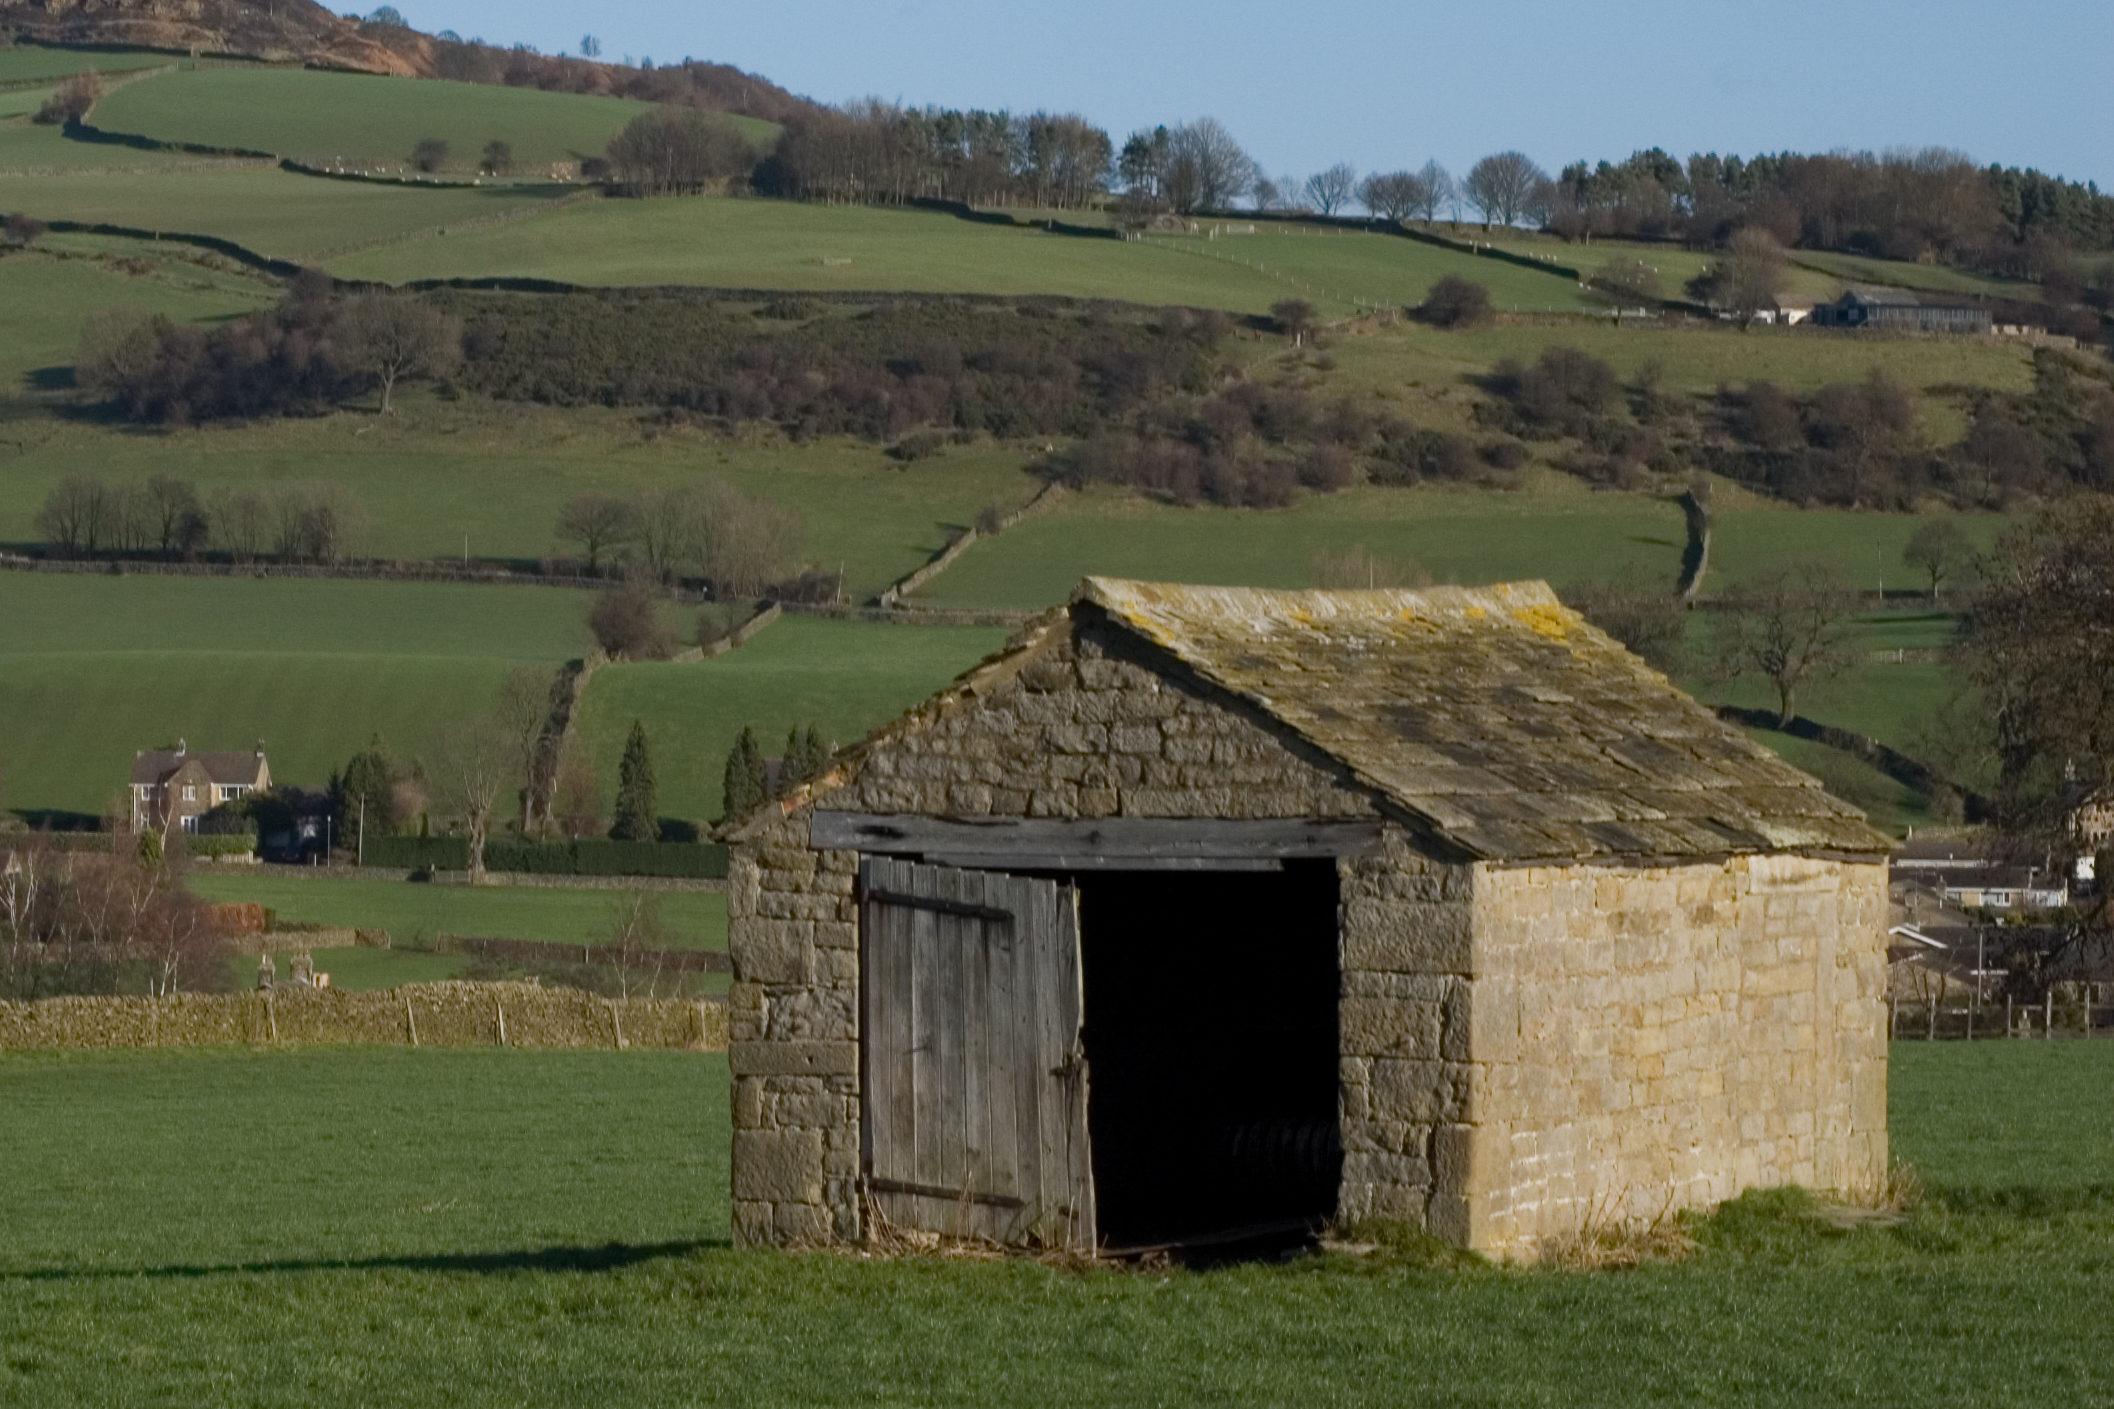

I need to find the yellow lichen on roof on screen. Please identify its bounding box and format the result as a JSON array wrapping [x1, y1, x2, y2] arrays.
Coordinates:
[[1073, 577, 1889, 862]]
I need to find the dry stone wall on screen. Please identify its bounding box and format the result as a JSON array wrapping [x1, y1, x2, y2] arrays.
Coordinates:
[[729, 615, 1381, 1246], [0, 982, 724, 1052]]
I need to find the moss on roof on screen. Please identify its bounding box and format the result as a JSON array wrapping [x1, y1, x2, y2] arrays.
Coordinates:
[[1077, 577, 1889, 861]]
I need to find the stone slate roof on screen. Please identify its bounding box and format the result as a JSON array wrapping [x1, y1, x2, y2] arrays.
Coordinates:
[[1076, 577, 1889, 862], [130, 749, 268, 787]]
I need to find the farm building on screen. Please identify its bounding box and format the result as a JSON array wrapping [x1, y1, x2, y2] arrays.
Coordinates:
[[724, 579, 1892, 1258], [1811, 286, 1991, 334]]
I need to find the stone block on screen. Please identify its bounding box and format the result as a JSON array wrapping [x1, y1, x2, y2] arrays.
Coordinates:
[[734, 1129, 826, 1203], [774, 1199, 833, 1245], [1342, 899, 1473, 973], [1341, 997, 1440, 1059], [728, 1040, 859, 1077], [1371, 1059, 1446, 1123], [736, 918, 815, 985], [732, 1200, 773, 1247]]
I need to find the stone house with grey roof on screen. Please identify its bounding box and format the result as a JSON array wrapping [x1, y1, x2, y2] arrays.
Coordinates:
[[723, 579, 1892, 1258], [129, 742, 270, 833]]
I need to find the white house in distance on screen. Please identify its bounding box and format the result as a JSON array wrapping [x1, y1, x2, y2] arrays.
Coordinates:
[[130, 741, 270, 832]]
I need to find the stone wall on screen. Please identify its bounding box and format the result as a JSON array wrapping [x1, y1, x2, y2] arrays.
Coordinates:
[[1462, 853, 1888, 1254], [728, 613, 1380, 1246]]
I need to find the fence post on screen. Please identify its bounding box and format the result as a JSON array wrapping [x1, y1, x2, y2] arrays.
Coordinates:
[[1927, 992, 1937, 1040], [2006, 993, 2013, 1038], [2046, 990, 2054, 1039]]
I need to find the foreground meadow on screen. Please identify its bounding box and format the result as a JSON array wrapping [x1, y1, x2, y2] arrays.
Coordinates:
[[0, 1043, 2106, 1405]]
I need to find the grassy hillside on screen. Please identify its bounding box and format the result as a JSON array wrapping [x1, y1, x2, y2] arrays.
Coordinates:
[[1469, 230, 1842, 305], [912, 478, 2007, 609], [0, 1045, 2110, 1402], [1317, 317, 2036, 442], [0, 575, 591, 817], [574, 615, 1010, 824], [0, 166, 575, 258], [0, 46, 174, 84], [0, 240, 276, 391], [0, 409, 1036, 596], [1129, 223, 1595, 314], [328, 198, 1594, 315], [91, 66, 776, 168]]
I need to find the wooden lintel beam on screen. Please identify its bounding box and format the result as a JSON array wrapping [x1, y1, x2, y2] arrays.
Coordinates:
[[923, 854, 1283, 873], [812, 811, 1386, 860]]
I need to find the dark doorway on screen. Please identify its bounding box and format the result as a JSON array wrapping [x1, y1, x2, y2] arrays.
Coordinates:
[[1076, 862, 1341, 1250]]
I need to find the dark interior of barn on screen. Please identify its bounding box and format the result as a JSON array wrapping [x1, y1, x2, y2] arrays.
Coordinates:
[[1075, 862, 1342, 1252]]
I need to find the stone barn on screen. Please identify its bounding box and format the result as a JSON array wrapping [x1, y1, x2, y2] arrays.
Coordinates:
[[724, 579, 1891, 1257]]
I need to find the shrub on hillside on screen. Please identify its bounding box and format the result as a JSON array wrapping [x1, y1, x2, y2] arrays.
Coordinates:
[[588, 581, 677, 660], [1488, 346, 1623, 437], [1417, 276, 1493, 329]]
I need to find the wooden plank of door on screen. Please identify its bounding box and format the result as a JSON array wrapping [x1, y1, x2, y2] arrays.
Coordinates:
[[1032, 876, 1072, 1248], [934, 862, 975, 1242], [909, 862, 946, 1219], [1009, 871, 1045, 1246], [1053, 882, 1095, 1249], [981, 872, 1021, 1242], [957, 865, 997, 1243], [866, 857, 916, 1231]]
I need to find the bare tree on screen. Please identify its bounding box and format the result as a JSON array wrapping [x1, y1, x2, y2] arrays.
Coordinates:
[[143, 476, 202, 558], [1715, 566, 1863, 725], [431, 711, 517, 885], [1464, 151, 1548, 228], [1303, 163, 1357, 217], [1250, 175, 1286, 211], [555, 493, 638, 571], [34, 475, 112, 554], [495, 665, 557, 833], [412, 137, 449, 172], [208, 487, 270, 561], [1959, 501, 2114, 837], [1903, 519, 1975, 601], [1691, 227, 1787, 329], [480, 139, 512, 175], [600, 890, 672, 998], [1412, 160, 1455, 223], [332, 294, 462, 413], [74, 305, 162, 405], [1162, 118, 1257, 214], [1357, 171, 1423, 222], [605, 107, 755, 195], [693, 482, 803, 593]]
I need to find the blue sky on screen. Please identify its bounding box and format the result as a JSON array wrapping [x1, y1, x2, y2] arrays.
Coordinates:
[[406, 0, 2113, 188]]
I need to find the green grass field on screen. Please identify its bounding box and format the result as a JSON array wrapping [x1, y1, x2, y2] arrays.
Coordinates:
[[575, 615, 1010, 823], [0, 243, 275, 391], [1463, 230, 1840, 306], [1790, 249, 2040, 302], [912, 478, 2008, 610], [89, 67, 762, 169], [0, 1042, 2109, 1404], [0, 46, 175, 84], [329, 198, 1579, 316], [189, 874, 729, 952], [0, 575, 591, 816], [1133, 223, 1594, 314], [0, 408, 1037, 593], [0, 109, 242, 169], [0, 166, 576, 259]]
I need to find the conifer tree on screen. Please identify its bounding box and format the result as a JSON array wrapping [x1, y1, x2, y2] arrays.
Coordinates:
[[720, 726, 767, 822], [781, 725, 807, 793], [611, 720, 659, 841], [800, 724, 831, 782]]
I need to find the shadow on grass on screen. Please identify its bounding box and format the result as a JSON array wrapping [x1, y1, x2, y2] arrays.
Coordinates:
[[1, 1238, 728, 1282]]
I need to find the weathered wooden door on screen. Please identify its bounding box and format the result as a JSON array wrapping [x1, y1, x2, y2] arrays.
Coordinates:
[[859, 857, 1094, 1250]]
